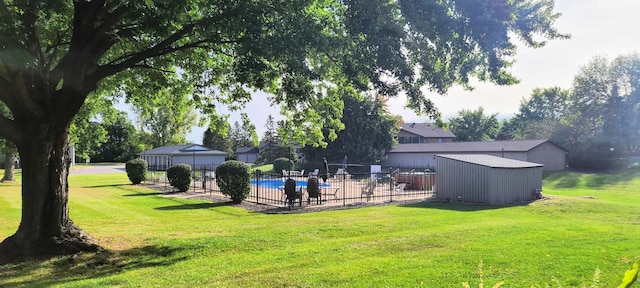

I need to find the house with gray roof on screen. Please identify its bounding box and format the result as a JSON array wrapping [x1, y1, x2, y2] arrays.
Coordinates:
[[383, 139, 567, 171], [397, 123, 455, 144], [139, 144, 226, 170]]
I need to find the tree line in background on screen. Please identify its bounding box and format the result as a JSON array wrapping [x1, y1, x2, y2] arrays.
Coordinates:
[[449, 53, 640, 170], [203, 90, 400, 166]]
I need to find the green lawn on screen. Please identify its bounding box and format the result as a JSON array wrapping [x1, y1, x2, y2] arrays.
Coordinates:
[[0, 170, 638, 287]]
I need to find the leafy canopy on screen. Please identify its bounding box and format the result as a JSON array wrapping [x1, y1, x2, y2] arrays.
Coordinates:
[[0, 0, 567, 147], [449, 107, 501, 142], [301, 92, 398, 164]]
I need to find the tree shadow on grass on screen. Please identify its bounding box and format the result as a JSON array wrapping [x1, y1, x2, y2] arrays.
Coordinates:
[[0, 245, 192, 287], [399, 200, 532, 212], [80, 183, 129, 188], [582, 170, 638, 187], [123, 192, 165, 197], [544, 172, 581, 188], [154, 202, 230, 210], [543, 170, 640, 189]]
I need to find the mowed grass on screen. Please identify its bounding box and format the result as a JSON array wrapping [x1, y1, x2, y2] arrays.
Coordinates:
[[0, 170, 638, 287]]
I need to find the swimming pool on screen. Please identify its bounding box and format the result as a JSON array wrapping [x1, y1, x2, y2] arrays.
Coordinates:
[[251, 178, 330, 189]]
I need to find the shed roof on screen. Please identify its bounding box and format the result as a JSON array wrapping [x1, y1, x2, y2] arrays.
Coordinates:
[[140, 144, 226, 156], [436, 154, 544, 168], [389, 139, 566, 153], [400, 123, 455, 138], [142, 144, 192, 155], [236, 147, 259, 154]]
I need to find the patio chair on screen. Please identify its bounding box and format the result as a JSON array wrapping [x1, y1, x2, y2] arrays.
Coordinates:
[[284, 178, 302, 210], [307, 176, 321, 205], [361, 181, 376, 201], [311, 169, 319, 177], [394, 183, 406, 193], [334, 168, 350, 180]]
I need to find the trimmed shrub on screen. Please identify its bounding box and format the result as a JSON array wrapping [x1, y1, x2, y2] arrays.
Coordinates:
[[167, 164, 192, 192], [216, 160, 251, 204], [125, 158, 147, 184], [273, 157, 294, 175]]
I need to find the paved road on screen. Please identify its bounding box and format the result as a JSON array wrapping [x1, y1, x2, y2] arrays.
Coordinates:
[[69, 164, 126, 175]]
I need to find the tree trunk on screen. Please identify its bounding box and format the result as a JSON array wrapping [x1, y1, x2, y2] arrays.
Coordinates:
[[2, 141, 16, 182], [0, 128, 101, 264]]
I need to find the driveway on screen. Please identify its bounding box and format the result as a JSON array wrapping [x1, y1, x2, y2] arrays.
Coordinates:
[[69, 164, 126, 175]]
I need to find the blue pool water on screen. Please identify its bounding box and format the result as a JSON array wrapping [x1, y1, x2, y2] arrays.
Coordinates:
[[251, 178, 330, 189]]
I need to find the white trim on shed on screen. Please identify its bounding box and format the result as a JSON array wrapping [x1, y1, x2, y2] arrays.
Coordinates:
[[435, 154, 543, 205]]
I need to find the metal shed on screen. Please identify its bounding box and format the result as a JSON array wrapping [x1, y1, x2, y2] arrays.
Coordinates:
[[435, 154, 543, 205]]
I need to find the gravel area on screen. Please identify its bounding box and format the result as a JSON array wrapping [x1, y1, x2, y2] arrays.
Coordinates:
[[145, 183, 436, 214]]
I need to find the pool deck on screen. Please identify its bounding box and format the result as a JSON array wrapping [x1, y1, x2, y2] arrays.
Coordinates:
[[159, 176, 435, 210]]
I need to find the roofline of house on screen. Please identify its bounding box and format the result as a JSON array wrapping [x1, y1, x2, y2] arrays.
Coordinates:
[[387, 139, 568, 153]]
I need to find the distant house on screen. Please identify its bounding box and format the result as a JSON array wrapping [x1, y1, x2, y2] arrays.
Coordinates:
[[139, 144, 226, 170], [236, 147, 259, 163], [383, 139, 568, 171], [397, 123, 455, 144]]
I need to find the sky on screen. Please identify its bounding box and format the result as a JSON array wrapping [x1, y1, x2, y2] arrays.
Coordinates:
[[121, 0, 640, 144]]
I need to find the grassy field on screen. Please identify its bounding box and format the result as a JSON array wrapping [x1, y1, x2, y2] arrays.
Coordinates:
[[0, 169, 638, 287]]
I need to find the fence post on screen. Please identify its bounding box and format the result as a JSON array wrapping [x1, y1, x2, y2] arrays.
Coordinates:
[[342, 175, 346, 207], [202, 167, 207, 191], [255, 170, 260, 205]]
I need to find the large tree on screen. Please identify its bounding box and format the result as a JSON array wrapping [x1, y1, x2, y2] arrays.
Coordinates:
[[92, 111, 143, 162], [561, 54, 640, 169], [257, 115, 285, 164], [228, 114, 259, 159], [0, 105, 16, 181], [499, 87, 569, 140], [202, 117, 233, 157], [301, 92, 398, 164], [449, 107, 501, 142], [133, 87, 197, 147], [0, 0, 566, 262], [1, 139, 17, 182]]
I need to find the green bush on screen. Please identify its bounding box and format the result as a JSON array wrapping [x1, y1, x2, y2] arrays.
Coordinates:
[[125, 158, 147, 184], [216, 160, 251, 204], [273, 157, 294, 175], [167, 164, 192, 192]]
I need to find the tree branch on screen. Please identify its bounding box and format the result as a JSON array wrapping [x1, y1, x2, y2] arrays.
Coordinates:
[[18, 1, 44, 65], [131, 64, 174, 74], [89, 24, 196, 80], [84, 4, 129, 56], [43, 32, 70, 70]]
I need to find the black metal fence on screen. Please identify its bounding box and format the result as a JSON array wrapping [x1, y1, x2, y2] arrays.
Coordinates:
[[145, 166, 436, 209]]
